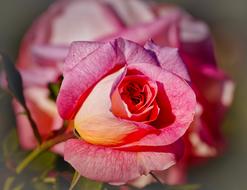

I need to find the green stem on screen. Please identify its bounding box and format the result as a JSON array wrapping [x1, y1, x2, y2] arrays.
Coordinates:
[[16, 131, 74, 174], [4, 131, 74, 189], [3, 177, 14, 190]]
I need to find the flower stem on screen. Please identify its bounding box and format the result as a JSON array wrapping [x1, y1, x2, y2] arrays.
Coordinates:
[[16, 131, 73, 174], [4, 131, 74, 190]]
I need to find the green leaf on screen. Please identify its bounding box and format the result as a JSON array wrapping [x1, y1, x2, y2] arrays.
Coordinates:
[[31, 181, 56, 190], [0, 53, 25, 106], [0, 53, 41, 143], [2, 129, 28, 170], [3, 130, 19, 161], [27, 151, 57, 174]]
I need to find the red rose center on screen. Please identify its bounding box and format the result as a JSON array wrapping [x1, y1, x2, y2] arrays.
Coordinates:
[[111, 74, 160, 123], [120, 82, 146, 111]]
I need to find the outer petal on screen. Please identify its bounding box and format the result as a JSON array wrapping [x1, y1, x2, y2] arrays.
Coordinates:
[[57, 41, 121, 119], [144, 41, 190, 81], [64, 138, 183, 183], [114, 38, 158, 66]]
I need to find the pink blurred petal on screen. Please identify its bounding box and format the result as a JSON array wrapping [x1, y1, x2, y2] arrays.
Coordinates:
[[32, 44, 69, 63], [106, 0, 155, 26], [17, 0, 124, 68], [50, 0, 123, 44], [101, 8, 181, 45], [179, 15, 217, 67], [19, 67, 60, 87]]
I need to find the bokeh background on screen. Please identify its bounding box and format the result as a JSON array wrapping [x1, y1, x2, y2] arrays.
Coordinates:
[[0, 0, 246, 190]]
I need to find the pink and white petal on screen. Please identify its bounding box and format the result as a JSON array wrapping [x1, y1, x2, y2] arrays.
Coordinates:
[[32, 44, 69, 63], [50, 0, 123, 45], [74, 69, 158, 146], [64, 139, 179, 183], [144, 41, 190, 80], [57, 38, 159, 119], [117, 63, 196, 148], [101, 8, 181, 46], [17, 0, 123, 68], [105, 0, 155, 26], [19, 66, 60, 87], [57, 41, 122, 119]]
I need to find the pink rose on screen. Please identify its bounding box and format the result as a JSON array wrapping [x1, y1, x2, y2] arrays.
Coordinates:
[[14, 0, 234, 184], [57, 38, 196, 184]]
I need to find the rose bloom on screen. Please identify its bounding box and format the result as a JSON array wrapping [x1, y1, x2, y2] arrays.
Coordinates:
[[14, 0, 234, 185], [56, 37, 196, 184]]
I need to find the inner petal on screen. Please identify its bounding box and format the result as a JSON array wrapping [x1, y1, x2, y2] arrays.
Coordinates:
[[111, 74, 159, 123], [119, 75, 157, 114]]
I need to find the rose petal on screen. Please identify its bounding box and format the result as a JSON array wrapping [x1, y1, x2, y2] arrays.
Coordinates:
[[111, 73, 159, 122], [32, 44, 69, 63], [74, 69, 158, 146], [101, 8, 181, 45], [57, 41, 121, 119], [179, 15, 217, 67], [114, 38, 159, 66], [64, 138, 183, 183], [19, 67, 60, 87], [144, 41, 190, 80], [57, 38, 160, 119], [50, 0, 123, 44], [106, 0, 155, 26], [115, 63, 196, 148]]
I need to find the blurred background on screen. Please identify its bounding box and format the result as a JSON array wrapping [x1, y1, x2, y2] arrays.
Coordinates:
[[0, 0, 246, 190]]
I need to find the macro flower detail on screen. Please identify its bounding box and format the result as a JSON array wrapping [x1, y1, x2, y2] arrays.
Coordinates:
[[57, 38, 196, 183], [6, 0, 234, 187]]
